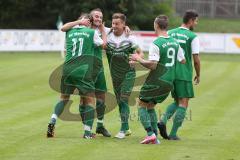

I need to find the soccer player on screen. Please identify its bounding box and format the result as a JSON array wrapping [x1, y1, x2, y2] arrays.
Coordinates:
[[130, 15, 185, 144], [158, 10, 200, 140], [106, 13, 143, 139], [47, 13, 107, 139], [61, 9, 112, 137]]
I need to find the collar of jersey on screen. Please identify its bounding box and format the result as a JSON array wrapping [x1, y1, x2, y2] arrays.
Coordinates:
[[79, 25, 87, 28], [158, 35, 170, 38], [179, 26, 189, 30]]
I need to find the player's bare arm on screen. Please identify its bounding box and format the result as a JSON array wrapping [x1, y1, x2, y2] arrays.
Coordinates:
[[124, 26, 131, 35], [61, 19, 90, 32], [99, 23, 107, 49], [130, 53, 158, 70], [193, 54, 200, 84]]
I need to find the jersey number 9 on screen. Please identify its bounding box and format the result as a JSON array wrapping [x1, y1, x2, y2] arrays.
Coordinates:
[[165, 47, 175, 67]]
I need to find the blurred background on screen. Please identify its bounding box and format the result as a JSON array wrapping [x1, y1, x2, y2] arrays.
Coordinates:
[[1, 0, 240, 53], [0, 0, 239, 31]]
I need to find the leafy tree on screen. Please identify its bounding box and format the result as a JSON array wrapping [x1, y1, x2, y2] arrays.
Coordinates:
[[0, 0, 173, 30]]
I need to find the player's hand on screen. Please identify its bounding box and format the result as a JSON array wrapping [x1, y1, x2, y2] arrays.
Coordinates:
[[125, 26, 131, 36], [130, 53, 141, 62], [194, 75, 200, 85], [78, 19, 90, 27], [99, 22, 105, 33], [129, 60, 136, 68]]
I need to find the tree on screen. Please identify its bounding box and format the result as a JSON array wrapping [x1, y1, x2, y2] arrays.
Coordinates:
[[0, 0, 173, 30]]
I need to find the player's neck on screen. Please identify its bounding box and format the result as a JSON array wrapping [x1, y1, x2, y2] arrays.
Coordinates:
[[91, 24, 98, 30], [181, 24, 190, 29], [156, 30, 168, 37], [113, 30, 124, 36]]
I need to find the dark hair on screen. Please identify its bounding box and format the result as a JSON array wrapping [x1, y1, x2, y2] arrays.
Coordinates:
[[183, 10, 198, 24], [112, 13, 126, 22], [78, 13, 93, 23], [154, 15, 168, 30]]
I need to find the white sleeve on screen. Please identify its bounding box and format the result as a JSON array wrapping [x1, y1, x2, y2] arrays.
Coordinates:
[[93, 31, 103, 46], [191, 37, 200, 54], [129, 35, 139, 49], [177, 46, 185, 62], [148, 43, 159, 61], [104, 27, 111, 34]]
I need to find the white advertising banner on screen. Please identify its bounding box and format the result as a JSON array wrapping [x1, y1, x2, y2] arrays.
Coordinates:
[[225, 34, 240, 53], [197, 33, 226, 53], [0, 30, 240, 54], [0, 30, 65, 51], [132, 31, 240, 54]]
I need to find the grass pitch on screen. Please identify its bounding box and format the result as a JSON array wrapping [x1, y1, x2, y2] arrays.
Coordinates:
[[0, 52, 240, 160]]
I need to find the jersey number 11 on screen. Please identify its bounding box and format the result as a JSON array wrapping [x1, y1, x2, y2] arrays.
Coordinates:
[[72, 38, 84, 57]]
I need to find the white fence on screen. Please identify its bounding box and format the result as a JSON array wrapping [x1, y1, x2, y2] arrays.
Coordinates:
[[0, 30, 240, 54], [172, 0, 240, 18]]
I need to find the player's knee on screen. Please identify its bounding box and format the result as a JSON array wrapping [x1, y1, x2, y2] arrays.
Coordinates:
[[83, 97, 95, 106], [178, 98, 189, 107]]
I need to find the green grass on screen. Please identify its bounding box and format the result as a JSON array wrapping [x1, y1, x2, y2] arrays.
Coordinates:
[[169, 17, 240, 33], [0, 52, 240, 160]]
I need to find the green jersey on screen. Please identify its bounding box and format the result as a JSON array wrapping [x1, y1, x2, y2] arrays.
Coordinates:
[[168, 27, 199, 81], [65, 26, 95, 62], [139, 36, 185, 102], [106, 32, 138, 80], [150, 36, 184, 83], [62, 26, 103, 94]]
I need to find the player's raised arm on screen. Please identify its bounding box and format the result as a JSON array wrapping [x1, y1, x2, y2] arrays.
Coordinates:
[[61, 18, 90, 32], [124, 26, 131, 35], [98, 23, 107, 49]]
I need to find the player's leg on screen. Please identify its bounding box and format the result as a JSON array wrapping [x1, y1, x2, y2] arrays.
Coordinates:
[[169, 80, 194, 140], [169, 98, 188, 140], [95, 92, 111, 137], [158, 98, 178, 139], [160, 101, 178, 125], [47, 94, 70, 138], [79, 98, 85, 124], [158, 80, 178, 139], [147, 105, 158, 136], [117, 94, 131, 136], [81, 93, 96, 139], [138, 100, 158, 144], [94, 71, 111, 137], [115, 71, 135, 138]]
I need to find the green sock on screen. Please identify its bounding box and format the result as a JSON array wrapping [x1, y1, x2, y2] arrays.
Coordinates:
[[49, 100, 68, 124], [138, 107, 154, 136], [119, 100, 130, 132], [148, 108, 158, 136], [96, 100, 106, 128], [169, 106, 187, 137], [83, 105, 95, 135], [79, 104, 86, 124], [161, 102, 178, 125]]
